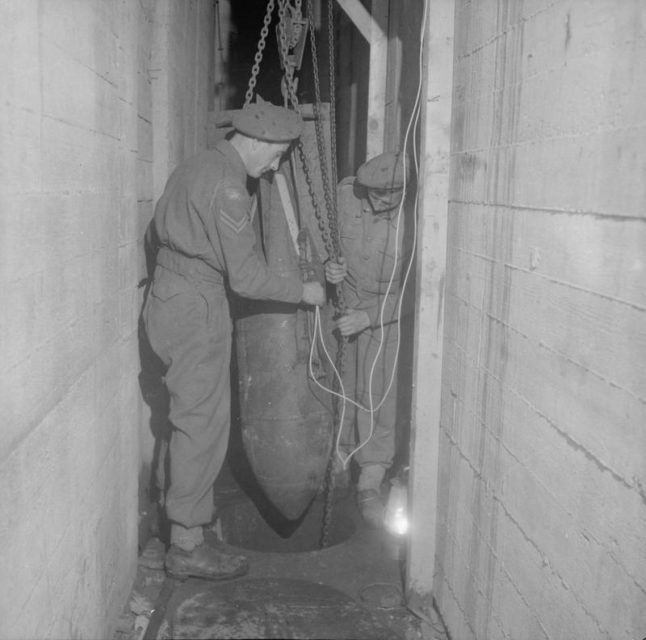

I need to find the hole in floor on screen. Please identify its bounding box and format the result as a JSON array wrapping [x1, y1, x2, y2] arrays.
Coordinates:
[[216, 495, 357, 553]]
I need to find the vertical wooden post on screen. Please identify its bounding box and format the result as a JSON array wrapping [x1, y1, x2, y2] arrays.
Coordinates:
[[335, 0, 389, 159], [384, 5, 401, 152], [366, 0, 389, 158], [405, 0, 455, 618]]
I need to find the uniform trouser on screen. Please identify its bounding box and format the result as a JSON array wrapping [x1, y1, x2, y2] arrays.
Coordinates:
[[354, 323, 399, 468], [328, 318, 399, 467], [143, 266, 232, 528], [322, 304, 356, 453]]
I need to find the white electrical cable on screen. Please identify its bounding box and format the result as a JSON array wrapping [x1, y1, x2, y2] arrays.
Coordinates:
[[308, 0, 430, 469]]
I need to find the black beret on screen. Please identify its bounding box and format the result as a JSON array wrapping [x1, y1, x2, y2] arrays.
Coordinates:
[[232, 102, 303, 142], [357, 152, 408, 189]]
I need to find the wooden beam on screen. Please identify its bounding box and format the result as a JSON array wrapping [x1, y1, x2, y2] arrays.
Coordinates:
[[405, 0, 455, 620], [212, 104, 318, 128], [334, 0, 376, 42], [383, 6, 401, 151]]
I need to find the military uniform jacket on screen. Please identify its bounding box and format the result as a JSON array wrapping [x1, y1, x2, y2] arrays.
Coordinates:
[[153, 140, 303, 303], [337, 177, 412, 327]]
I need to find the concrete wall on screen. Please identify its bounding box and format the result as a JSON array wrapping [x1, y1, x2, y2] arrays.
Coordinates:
[[151, 0, 214, 201], [141, 0, 215, 522], [435, 1, 646, 639], [0, 1, 213, 637]]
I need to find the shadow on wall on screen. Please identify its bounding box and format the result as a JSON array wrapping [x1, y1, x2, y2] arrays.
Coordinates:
[[137, 222, 171, 548]]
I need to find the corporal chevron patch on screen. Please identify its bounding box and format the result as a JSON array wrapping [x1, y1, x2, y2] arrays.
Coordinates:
[[219, 209, 248, 234]]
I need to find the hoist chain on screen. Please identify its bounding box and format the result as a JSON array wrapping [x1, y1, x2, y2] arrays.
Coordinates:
[[306, 0, 339, 263], [277, 0, 335, 263], [276, 0, 346, 550], [306, 0, 349, 550], [296, 143, 333, 253], [327, 0, 339, 203], [244, 0, 276, 106], [277, 0, 299, 108], [323, 0, 343, 318]]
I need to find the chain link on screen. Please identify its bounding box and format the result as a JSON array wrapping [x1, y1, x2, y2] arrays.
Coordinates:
[[244, 0, 276, 106]]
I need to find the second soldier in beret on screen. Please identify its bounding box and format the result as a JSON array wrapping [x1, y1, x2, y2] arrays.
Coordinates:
[[324, 151, 413, 528], [142, 100, 325, 581]]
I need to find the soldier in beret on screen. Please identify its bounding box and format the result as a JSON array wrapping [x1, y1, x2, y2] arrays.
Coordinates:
[[325, 151, 413, 528], [143, 100, 325, 581]]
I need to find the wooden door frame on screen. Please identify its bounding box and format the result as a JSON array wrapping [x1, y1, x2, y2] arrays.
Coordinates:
[[405, 0, 455, 619]]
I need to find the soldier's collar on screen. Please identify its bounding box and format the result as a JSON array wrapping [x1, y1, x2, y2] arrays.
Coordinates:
[[361, 198, 400, 222], [216, 139, 247, 178]]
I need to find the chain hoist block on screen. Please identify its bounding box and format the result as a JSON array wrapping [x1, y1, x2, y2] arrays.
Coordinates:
[[277, 10, 308, 73]]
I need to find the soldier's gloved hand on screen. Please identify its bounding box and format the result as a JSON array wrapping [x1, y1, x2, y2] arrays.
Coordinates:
[[324, 257, 347, 284], [335, 309, 371, 337], [302, 281, 326, 306]]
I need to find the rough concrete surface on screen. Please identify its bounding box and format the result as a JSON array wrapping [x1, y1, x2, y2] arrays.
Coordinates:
[[434, 1, 646, 638], [113, 495, 448, 640]]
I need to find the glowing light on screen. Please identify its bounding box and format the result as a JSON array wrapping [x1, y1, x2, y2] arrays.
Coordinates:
[[388, 507, 409, 536], [384, 479, 409, 536]]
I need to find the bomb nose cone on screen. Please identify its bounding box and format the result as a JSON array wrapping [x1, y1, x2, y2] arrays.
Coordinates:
[[258, 484, 317, 522], [242, 411, 331, 521]]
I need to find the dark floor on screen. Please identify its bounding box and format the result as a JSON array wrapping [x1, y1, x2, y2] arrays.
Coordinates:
[[113, 466, 448, 640]]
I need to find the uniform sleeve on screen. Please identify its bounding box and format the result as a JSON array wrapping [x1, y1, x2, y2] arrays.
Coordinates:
[[210, 181, 303, 303], [347, 285, 405, 329], [356, 270, 415, 329], [361, 294, 399, 328]]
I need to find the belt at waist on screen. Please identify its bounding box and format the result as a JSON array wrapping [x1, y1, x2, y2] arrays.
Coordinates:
[[156, 246, 224, 285]]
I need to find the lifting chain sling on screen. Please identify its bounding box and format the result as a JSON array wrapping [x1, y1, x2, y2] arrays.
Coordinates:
[[321, 0, 347, 550], [247, 0, 346, 548]]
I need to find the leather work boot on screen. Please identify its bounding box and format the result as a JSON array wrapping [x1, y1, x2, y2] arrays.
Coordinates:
[[165, 542, 249, 581], [357, 488, 385, 529]]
